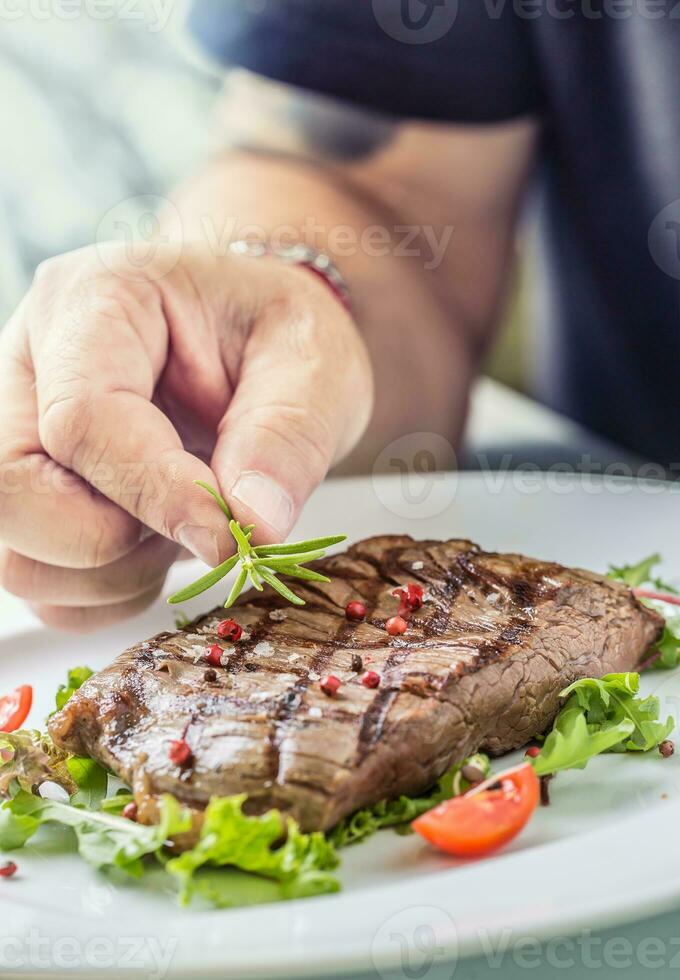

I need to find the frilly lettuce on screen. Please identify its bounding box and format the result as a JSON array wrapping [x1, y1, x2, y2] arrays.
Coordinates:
[[166, 795, 339, 906]]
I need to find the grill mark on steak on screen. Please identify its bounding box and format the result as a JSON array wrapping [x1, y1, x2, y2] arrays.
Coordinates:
[[266, 544, 394, 783], [48, 535, 664, 837], [356, 644, 408, 761], [354, 544, 467, 759]]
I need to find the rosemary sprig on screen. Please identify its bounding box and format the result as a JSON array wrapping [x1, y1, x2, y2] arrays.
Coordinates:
[[168, 482, 345, 609]]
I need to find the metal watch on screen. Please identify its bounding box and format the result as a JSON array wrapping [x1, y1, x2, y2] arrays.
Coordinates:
[[228, 239, 352, 313]]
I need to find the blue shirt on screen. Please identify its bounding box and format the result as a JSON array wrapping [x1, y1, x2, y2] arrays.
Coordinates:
[[190, 0, 680, 467]]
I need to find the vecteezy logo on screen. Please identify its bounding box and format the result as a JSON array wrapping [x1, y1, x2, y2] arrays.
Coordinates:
[[371, 905, 458, 980], [372, 432, 458, 520], [372, 0, 459, 44], [95, 194, 183, 283]]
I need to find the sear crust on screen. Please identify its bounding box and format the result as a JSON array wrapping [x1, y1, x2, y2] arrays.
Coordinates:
[[49, 536, 663, 837]]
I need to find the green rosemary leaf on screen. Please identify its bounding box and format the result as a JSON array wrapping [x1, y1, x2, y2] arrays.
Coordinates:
[[224, 567, 248, 608], [229, 520, 252, 556], [253, 536, 346, 557], [258, 568, 305, 605], [168, 554, 239, 605], [171, 484, 344, 609], [276, 565, 331, 584], [253, 551, 326, 569], [195, 481, 232, 520]]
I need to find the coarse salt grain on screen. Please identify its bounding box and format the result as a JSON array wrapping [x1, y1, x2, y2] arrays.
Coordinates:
[[191, 645, 207, 664], [308, 671, 321, 682], [411, 560, 424, 570], [487, 594, 499, 604], [269, 610, 287, 622], [254, 641, 274, 658], [288, 653, 301, 663], [220, 647, 234, 666], [308, 707, 322, 719]]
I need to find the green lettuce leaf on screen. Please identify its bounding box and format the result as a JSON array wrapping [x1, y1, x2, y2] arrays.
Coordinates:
[[53, 666, 94, 715], [328, 753, 491, 848], [165, 794, 339, 906], [534, 672, 674, 776], [0, 789, 190, 877]]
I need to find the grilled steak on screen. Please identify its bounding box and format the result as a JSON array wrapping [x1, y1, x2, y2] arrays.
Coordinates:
[[49, 536, 663, 835]]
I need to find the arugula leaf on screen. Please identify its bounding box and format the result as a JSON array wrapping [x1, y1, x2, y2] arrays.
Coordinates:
[[533, 672, 674, 776], [650, 575, 680, 596], [608, 554, 662, 588], [533, 700, 633, 777], [647, 617, 680, 670], [66, 756, 108, 809], [0, 789, 190, 877], [54, 666, 94, 714], [165, 794, 339, 906], [100, 790, 135, 815], [562, 673, 674, 751], [607, 552, 678, 596], [329, 754, 491, 848], [607, 556, 680, 669]]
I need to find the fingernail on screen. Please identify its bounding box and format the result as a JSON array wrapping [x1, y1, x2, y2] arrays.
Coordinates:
[[178, 526, 220, 567], [230, 471, 294, 537]]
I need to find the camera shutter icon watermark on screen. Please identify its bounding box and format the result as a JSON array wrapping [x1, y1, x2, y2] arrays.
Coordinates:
[[372, 0, 459, 44], [372, 905, 458, 980], [95, 194, 183, 282], [373, 432, 458, 520]]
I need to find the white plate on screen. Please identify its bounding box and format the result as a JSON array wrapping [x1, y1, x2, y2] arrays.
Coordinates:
[[3, 472, 680, 979]]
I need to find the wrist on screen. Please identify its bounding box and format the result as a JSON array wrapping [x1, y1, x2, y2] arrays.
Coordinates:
[[228, 240, 352, 316]]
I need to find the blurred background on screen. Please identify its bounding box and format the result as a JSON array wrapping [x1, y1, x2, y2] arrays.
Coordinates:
[[0, 0, 531, 392], [0, 2, 215, 320]]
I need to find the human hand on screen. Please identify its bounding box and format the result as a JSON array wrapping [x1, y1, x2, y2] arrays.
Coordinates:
[[0, 242, 372, 630]]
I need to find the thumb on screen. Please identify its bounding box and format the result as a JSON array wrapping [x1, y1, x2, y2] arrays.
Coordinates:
[[212, 292, 373, 544]]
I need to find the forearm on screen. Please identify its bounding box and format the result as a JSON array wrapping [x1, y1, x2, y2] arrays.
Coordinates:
[[170, 149, 474, 473]]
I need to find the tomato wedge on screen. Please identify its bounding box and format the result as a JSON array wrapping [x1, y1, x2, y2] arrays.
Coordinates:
[[412, 762, 540, 858], [0, 685, 33, 733]]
